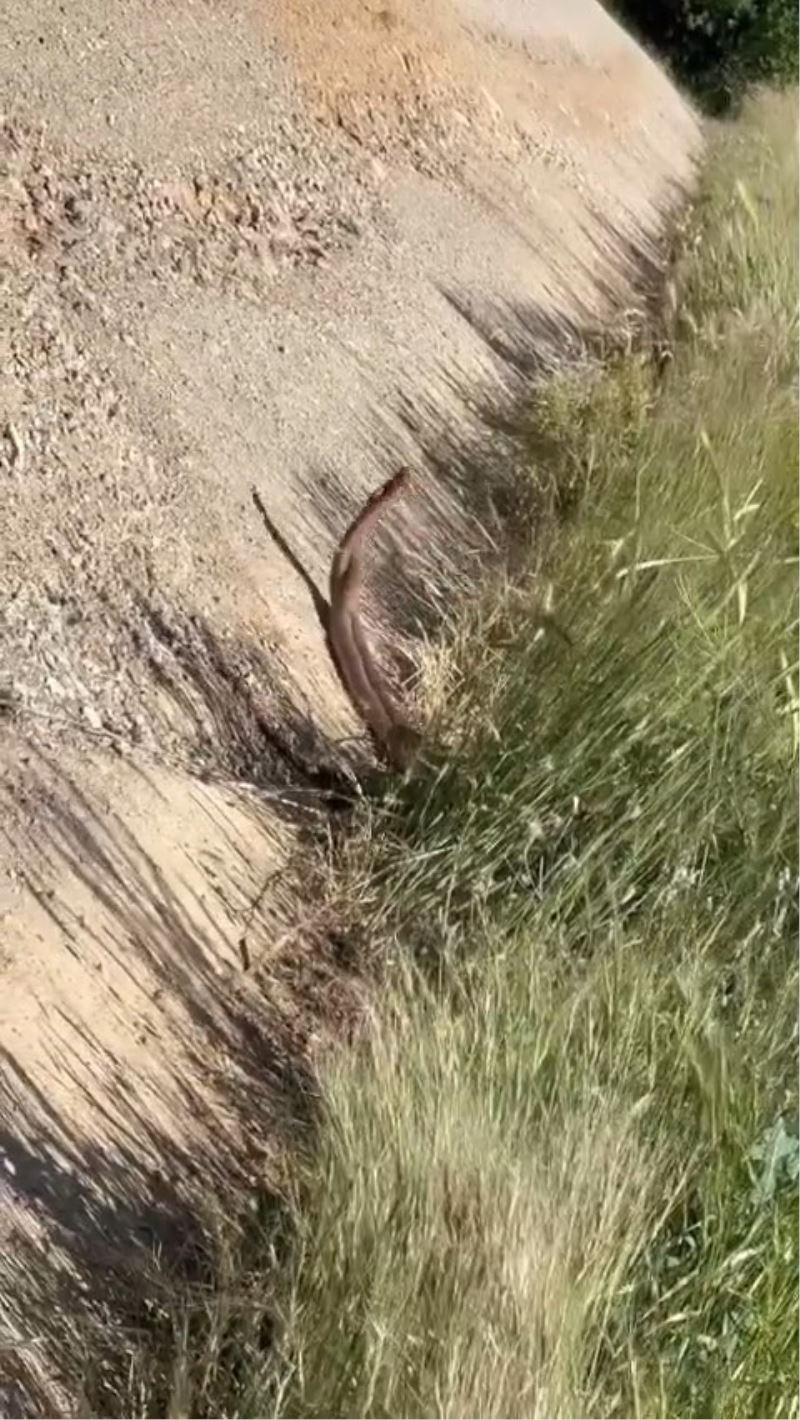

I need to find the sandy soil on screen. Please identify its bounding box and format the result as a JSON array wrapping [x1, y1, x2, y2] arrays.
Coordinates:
[[0, 0, 700, 1409]]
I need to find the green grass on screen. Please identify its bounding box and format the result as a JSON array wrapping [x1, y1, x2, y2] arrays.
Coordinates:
[[86, 88, 798, 1420], [259, 88, 798, 1420]]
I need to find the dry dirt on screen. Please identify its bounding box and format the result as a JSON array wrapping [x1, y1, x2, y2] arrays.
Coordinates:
[[0, 0, 700, 1410]]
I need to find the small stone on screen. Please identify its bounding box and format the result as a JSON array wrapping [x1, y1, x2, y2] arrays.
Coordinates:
[[82, 702, 103, 730]]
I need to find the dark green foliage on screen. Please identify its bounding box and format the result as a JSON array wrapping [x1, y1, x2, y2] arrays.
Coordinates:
[[608, 0, 799, 111]]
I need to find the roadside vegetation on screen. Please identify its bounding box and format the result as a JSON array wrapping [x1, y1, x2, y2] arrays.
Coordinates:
[[89, 87, 797, 1420], [608, 0, 798, 112]]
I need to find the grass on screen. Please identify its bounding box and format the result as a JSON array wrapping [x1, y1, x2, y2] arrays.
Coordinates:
[[85, 88, 798, 1419], [260, 87, 799, 1420]]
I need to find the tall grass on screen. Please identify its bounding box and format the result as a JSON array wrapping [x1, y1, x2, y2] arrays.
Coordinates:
[[259, 88, 798, 1420], [84, 89, 798, 1420]]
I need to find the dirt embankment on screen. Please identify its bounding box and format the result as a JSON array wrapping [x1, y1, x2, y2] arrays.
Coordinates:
[[0, 0, 700, 1410]]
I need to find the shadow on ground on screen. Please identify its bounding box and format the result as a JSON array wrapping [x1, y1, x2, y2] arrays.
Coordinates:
[[0, 723, 369, 1416]]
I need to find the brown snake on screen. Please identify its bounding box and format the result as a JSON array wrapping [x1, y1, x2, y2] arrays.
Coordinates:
[[329, 468, 421, 770]]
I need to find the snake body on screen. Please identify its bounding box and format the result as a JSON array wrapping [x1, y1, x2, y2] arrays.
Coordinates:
[[329, 469, 420, 770]]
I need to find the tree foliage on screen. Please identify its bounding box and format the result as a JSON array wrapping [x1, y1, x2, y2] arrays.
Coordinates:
[[609, 0, 799, 110]]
